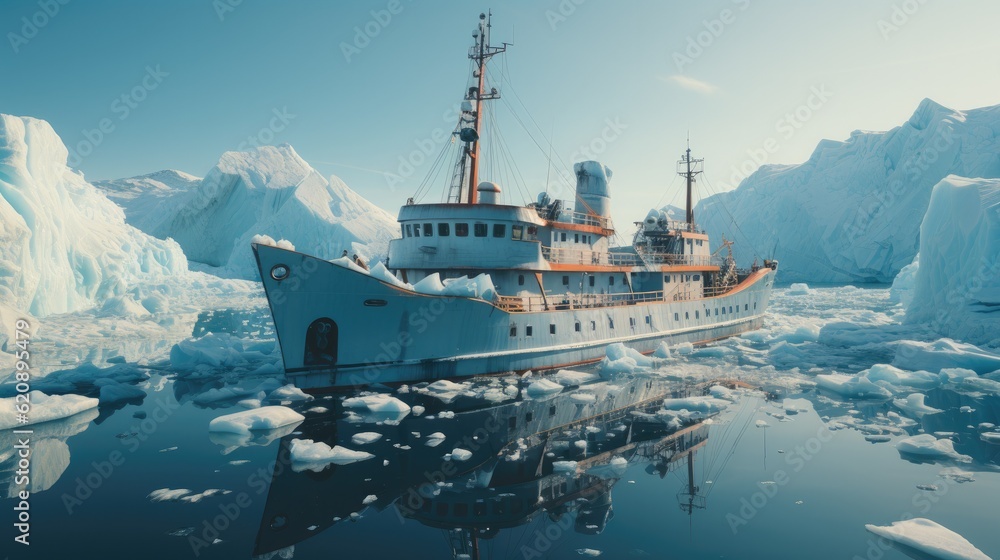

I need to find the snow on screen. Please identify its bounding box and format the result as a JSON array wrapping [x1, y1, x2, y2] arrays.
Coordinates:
[[288, 438, 374, 471], [661, 396, 729, 414], [863, 364, 940, 390], [864, 518, 989, 560], [207, 406, 304, 434], [342, 394, 411, 413], [893, 393, 943, 416], [267, 384, 313, 402], [697, 99, 1000, 283], [0, 114, 189, 317], [0, 391, 98, 429], [893, 339, 1000, 375], [102, 144, 397, 279], [901, 176, 1000, 347], [351, 432, 383, 445], [896, 435, 972, 463], [815, 373, 891, 399]]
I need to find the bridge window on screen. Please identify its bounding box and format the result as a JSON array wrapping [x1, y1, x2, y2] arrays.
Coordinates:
[[549, 324, 556, 334], [493, 224, 506, 238], [560, 232, 567, 242], [526, 226, 538, 241], [665, 275, 671, 283], [474, 223, 488, 237], [512, 225, 524, 240], [438, 223, 450, 236], [693, 274, 701, 281], [413, 225, 420, 237], [405, 224, 412, 237], [423, 223, 432, 236], [456, 223, 469, 237], [574, 234, 580, 243], [526, 325, 533, 337], [562, 275, 569, 286]]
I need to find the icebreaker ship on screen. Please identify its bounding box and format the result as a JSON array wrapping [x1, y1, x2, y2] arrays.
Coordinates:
[[253, 13, 777, 389]]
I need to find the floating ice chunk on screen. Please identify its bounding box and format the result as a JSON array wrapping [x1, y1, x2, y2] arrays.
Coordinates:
[[939, 368, 979, 384], [601, 342, 658, 373], [419, 380, 472, 403], [362, 494, 377, 505], [526, 378, 563, 397], [0, 391, 99, 429], [756, 420, 769, 428], [938, 468, 975, 483], [864, 518, 989, 560], [981, 433, 1000, 444], [147, 488, 231, 503], [815, 373, 891, 399], [960, 376, 1000, 395], [305, 406, 328, 414], [586, 457, 628, 479], [438, 411, 455, 419], [893, 339, 1000, 375], [553, 369, 599, 386], [208, 406, 304, 434], [896, 435, 972, 463], [570, 393, 597, 404], [425, 432, 446, 447], [893, 393, 944, 416], [864, 364, 940, 390], [576, 549, 602, 557], [553, 461, 579, 473], [662, 396, 729, 414], [351, 432, 383, 445], [342, 394, 411, 413], [709, 385, 736, 401], [673, 342, 694, 355], [653, 342, 671, 359], [289, 439, 374, 471], [446, 448, 472, 462], [267, 384, 313, 402], [773, 325, 820, 344], [788, 283, 811, 295]]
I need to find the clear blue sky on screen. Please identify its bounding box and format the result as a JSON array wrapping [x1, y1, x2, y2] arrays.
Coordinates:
[[3, 0, 999, 230]]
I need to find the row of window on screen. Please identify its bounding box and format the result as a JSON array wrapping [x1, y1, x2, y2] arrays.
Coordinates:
[[664, 274, 700, 283], [552, 231, 594, 244], [402, 222, 538, 241], [686, 239, 705, 246], [508, 301, 758, 337]]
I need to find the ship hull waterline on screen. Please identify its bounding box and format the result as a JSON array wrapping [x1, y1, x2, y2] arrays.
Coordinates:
[[253, 243, 775, 390]]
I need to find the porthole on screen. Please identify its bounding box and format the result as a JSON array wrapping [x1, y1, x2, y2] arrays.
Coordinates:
[[270, 264, 290, 281]]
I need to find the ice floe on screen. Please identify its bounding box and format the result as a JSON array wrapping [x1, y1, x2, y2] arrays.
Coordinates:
[[865, 518, 989, 560]]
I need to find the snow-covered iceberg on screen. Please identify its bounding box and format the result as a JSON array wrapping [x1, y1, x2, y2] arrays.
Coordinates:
[[100, 144, 397, 279], [899, 176, 1000, 348], [0, 114, 189, 317], [696, 99, 1000, 282]]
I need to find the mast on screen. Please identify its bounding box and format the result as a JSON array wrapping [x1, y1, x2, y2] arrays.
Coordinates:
[[452, 12, 506, 204], [677, 138, 703, 231]]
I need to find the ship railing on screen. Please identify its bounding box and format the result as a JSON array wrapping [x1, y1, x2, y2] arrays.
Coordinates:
[[542, 246, 717, 268], [493, 283, 738, 313], [536, 203, 613, 229]]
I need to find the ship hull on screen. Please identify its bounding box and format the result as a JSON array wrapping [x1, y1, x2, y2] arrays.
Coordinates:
[[254, 244, 775, 390]]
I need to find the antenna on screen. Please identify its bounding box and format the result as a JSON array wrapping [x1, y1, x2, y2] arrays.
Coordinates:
[[677, 140, 704, 231]]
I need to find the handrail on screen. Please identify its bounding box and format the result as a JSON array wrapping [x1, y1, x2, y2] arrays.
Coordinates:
[[535, 202, 613, 230], [541, 246, 718, 268]]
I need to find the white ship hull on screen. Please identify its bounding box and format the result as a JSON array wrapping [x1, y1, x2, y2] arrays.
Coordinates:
[[254, 243, 775, 390]]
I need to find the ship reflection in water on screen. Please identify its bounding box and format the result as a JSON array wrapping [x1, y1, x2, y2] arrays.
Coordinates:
[[253, 377, 715, 559]]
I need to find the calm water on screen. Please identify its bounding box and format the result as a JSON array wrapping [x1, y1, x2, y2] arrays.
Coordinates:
[[3, 370, 998, 560], [4, 285, 1000, 559]]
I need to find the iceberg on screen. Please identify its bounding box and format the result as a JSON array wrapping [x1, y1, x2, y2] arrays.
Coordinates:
[[0, 391, 99, 430], [696, 99, 1000, 283], [865, 518, 989, 560], [893, 339, 1000, 375], [288, 439, 374, 471], [815, 373, 891, 399], [899, 176, 1000, 347], [893, 393, 943, 416], [896, 434, 971, 463], [98, 144, 398, 279], [0, 114, 189, 317]]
